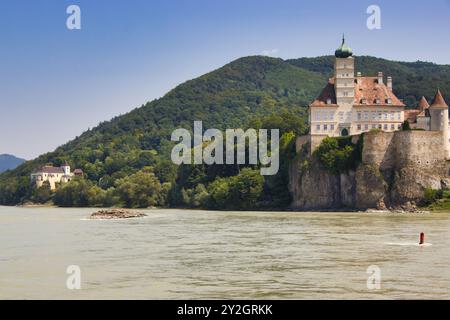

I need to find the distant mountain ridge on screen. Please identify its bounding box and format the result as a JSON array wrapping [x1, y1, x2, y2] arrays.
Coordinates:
[[0, 154, 26, 173], [1, 55, 450, 206]]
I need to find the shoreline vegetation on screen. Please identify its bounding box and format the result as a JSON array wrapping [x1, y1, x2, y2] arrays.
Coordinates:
[[14, 201, 437, 214]]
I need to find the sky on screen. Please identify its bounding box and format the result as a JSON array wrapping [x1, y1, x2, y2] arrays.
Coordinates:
[[1, 0, 450, 160]]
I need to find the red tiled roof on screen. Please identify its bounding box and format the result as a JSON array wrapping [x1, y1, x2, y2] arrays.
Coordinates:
[[73, 169, 83, 174], [404, 110, 421, 124], [310, 77, 405, 108], [430, 90, 448, 109], [354, 77, 404, 107], [418, 96, 430, 112], [33, 166, 64, 174], [309, 79, 338, 107]]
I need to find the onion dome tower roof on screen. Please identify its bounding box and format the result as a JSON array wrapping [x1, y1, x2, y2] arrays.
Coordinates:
[[335, 34, 353, 58]]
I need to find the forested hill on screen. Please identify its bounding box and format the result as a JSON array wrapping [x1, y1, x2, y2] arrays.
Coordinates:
[[1, 55, 449, 208]]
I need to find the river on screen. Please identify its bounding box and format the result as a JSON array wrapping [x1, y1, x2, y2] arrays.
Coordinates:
[[0, 206, 449, 299]]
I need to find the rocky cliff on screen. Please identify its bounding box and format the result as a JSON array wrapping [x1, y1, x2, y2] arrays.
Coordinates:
[[289, 131, 450, 211]]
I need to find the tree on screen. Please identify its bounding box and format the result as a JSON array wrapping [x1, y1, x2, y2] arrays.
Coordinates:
[[30, 181, 52, 204], [313, 137, 359, 174], [228, 168, 264, 209], [114, 171, 163, 208], [402, 120, 411, 131], [190, 184, 210, 207], [53, 178, 101, 207], [209, 178, 231, 209], [208, 168, 264, 210]]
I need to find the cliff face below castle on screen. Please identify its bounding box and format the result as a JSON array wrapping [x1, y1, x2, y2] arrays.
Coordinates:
[[289, 131, 450, 211]]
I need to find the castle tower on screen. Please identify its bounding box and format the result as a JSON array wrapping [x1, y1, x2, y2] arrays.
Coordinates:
[[418, 96, 430, 113], [334, 35, 355, 107], [61, 161, 71, 175], [416, 96, 431, 130], [429, 90, 449, 158]]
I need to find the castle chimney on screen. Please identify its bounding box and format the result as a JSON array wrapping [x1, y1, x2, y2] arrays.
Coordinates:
[[357, 72, 362, 85], [378, 72, 383, 85], [387, 76, 393, 90]]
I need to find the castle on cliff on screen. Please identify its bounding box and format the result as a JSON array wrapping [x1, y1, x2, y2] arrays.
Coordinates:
[[307, 36, 449, 158]]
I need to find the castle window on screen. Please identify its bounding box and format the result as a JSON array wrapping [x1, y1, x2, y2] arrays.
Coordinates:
[[365, 124, 369, 131], [316, 125, 320, 131], [378, 124, 382, 129], [372, 124, 377, 129], [329, 111, 334, 120], [391, 124, 395, 130], [390, 111, 394, 120], [384, 124, 388, 130], [361, 98, 367, 104], [397, 112, 401, 120], [364, 111, 369, 120], [383, 112, 388, 120], [357, 112, 362, 121], [346, 111, 352, 121], [339, 112, 344, 122], [386, 98, 392, 104], [324, 125, 328, 131], [357, 124, 361, 131], [375, 98, 381, 104], [326, 98, 332, 105], [398, 124, 402, 130], [330, 124, 335, 131]]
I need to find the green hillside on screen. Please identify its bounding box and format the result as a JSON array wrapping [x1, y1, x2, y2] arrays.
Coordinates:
[[1, 55, 449, 208]]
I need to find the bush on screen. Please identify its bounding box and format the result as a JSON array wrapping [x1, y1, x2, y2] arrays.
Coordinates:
[[401, 120, 411, 131], [114, 171, 163, 208], [54, 178, 103, 207], [423, 188, 444, 206], [208, 168, 264, 210], [30, 181, 52, 204], [313, 137, 360, 174], [209, 178, 231, 209]]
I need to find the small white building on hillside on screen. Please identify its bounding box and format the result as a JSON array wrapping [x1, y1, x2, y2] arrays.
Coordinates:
[[31, 162, 83, 190]]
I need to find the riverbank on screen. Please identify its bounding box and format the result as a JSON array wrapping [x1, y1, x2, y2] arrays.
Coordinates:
[[11, 202, 442, 214], [18, 202, 56, 208], [427, 199, 450, 212]]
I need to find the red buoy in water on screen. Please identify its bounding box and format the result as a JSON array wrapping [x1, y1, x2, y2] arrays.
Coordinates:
[[419, 232, 425, 245]]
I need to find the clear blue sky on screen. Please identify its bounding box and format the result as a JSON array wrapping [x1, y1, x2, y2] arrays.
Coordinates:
[[1, 0, 450, 159]]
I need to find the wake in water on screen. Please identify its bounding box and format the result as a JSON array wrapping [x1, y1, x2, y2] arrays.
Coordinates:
[[385, 232, 432, 246], [384, 242, 432, 247]]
